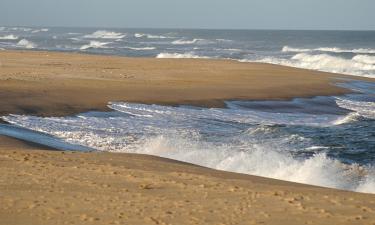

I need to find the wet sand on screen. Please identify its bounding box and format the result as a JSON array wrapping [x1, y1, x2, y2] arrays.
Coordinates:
[[0, 50, 374, 225]]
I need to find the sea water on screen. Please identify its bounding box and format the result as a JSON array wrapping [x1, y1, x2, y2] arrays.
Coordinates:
[[0, 27, 374, 193]]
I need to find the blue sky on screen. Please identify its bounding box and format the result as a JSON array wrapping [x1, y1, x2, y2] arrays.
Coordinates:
[[1, 0, 374, 30]]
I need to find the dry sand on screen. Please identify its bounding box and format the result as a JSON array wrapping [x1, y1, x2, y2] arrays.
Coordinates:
[[0, 50, 371, 117], [0, 50, 374, 225], [1, 148, 375, 225]]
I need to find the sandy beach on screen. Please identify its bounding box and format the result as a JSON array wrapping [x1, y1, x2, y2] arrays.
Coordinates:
[[1, 50, 375, 225], [1, 50, 370, 117]]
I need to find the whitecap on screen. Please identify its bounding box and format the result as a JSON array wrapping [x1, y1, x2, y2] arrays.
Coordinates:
[[134, 33, 173, 39], [282, 46, 310, 52], [255, 53, 375, 78], [123, 46, 156, 51], [156, 52, 210, 59], [16, 39, 36, 49], [172, 38, 210, 45], [0, 35, 19, 40], [84, 30, 125, 39], [282, 46, 375, 54], [2, 100, 374, 194], [80, 41, 111, 50], [353, 55, 375, 65]]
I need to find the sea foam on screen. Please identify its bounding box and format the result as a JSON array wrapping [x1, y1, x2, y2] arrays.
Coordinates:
[[2, 93, 374, 193], [282, 46, 375, 54], [256, 53, 375, 78], [84, 30, 125, 39], [134, 33, 173, 39], [16, 39, 36, 49], [123, 46, 156, 51], [156, 52, 210, 59], [0, 34, 19, 40], [172, 39, 212, 45], [80, 41, 111, 50]]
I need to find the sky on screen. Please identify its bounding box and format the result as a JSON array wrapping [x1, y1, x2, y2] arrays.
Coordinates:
[[0, 0, 374, 30]]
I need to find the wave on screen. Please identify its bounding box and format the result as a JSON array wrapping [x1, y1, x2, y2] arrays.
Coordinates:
[[8, 27, 33, 32], [156, 52, 210, 59], [282, 46, 311, 53], [31, 28, 49, 33], [216, 38, 233, 42], [80, 41, 111, 50], [335, 98, 375, 120], [2, 99, 374, 194], [123, 46, 156, 51], [84, 30, 125, 39], [256, 53, 375, 78], [172, 38, 212, 45], [134, 33, 173, 39], [16, 39, 36, 49], [282, 46, 375, 54], [0, 35, 19, 40], [353, 55, 375, 64]]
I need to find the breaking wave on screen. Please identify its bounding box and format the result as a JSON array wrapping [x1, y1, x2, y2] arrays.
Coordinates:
[[80, 41, 111, 50], [172, 38, 213, 45], [156, 52, 210, 59], [31, 28, 49, 33], [123, 46, 156, 51], [84, 30, 125, 39], [16, 39, 36, 49], [134, 33, 173, 39], [2, 88, 375, 194], [282, 46, 375, 54], [257, 53, 375, 78], [0, 34, 19, 40]]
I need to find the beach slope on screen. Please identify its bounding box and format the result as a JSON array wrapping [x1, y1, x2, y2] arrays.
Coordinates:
[[0, 50, 374, 225]]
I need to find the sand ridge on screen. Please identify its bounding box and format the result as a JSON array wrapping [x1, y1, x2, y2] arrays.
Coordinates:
[[0, 50, 372, 117]]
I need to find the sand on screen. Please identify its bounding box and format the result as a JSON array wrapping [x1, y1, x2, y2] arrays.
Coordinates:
[[0, 50, 371, 117], [1, 148, 375, 225], [0, 50, 374, 225]]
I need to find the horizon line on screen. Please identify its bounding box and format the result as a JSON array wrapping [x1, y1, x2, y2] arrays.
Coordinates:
[[1, 24, 375, 32]]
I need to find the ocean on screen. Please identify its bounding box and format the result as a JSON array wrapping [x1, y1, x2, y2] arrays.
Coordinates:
[[0, 27, 374, 193]]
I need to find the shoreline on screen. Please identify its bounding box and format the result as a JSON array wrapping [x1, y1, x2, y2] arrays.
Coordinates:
[[1, 50, 375, 224], [1, 50, 372, 118]]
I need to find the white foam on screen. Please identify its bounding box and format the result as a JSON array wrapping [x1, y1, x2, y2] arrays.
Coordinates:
[[256, 53, 375, 78], [84, 30, 125, 39], [282, 46, 375, 54], [10, 27, 32, 32], [134, 33, 173, 39], [16, 39, 36, 49], [80, 41, 111, 50], [353, 55, 375, 65], [2, 100, 374, 194], [282, 46, 310, 53], [31, 28, 49, 33], [156, 52, 210, 59], [335, 98, 375, 120], [172, 38, 211, 45], [123, 46, 156, 51], [0, 35, 19, 40]]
